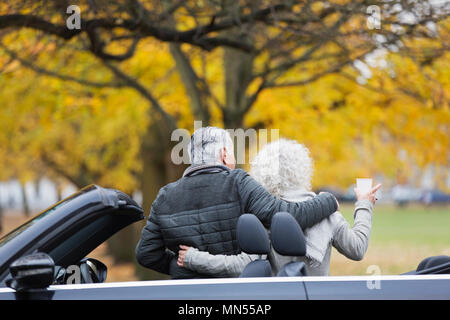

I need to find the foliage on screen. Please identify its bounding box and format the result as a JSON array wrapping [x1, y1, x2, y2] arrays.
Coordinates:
[[246, 50, 450, 189], [0, 0, 449, 192]]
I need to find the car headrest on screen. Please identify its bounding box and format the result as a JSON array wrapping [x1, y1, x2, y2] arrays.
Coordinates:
[[237, 214, 270, 254], [417, 255, 450, 272], [270, 212, 306, 256]]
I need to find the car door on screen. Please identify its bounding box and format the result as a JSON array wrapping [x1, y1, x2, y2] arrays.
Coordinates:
[[0, 185, 144, 288], [303, 275, 450, 299], [40, 206, 143, 268], [0, 277, 309, 300]]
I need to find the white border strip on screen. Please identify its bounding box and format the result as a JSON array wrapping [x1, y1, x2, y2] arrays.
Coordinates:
[[0, 274, 448, 293]]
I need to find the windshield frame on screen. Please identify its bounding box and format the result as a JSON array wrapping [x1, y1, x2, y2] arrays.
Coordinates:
[[0, 185, 104, 280], [0, 185, 97, 247]]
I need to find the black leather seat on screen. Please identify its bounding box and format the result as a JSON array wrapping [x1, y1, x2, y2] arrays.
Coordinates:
[[402, 255, 450, 275], [416, 255, 450, 273], [412, 255, 450, 275], [237, 214, 272, 277], [270, 212, 307, 277]]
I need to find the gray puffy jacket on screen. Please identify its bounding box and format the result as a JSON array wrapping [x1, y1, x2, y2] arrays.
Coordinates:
[[135, 164, 338, 279]]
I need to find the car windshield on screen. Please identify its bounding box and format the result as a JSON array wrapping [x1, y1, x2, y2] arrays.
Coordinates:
[[0, 186, 94, 248]]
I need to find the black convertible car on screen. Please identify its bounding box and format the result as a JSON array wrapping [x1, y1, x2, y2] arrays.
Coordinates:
[[0, 185, 449, 300]]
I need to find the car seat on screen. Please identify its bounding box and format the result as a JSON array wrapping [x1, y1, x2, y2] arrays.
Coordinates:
[[403, 255, 450, 275], [270, 212, 307, 277], [237, 214, 272, 277]]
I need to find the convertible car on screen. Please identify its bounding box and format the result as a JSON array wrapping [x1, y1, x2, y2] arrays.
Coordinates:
[[0, 185, 448, 300]]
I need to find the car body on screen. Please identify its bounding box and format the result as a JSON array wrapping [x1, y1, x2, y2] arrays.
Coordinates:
[[315, 187, 356, 203], [0, 185, 144, 288], [0, 185, 449, 300], [420, 189, 450, 205], [0, 275, 449, 300], [391, 185, 424, 206]]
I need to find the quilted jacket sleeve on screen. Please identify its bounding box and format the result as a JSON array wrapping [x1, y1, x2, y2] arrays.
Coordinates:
[[135, 200, 175, 275]]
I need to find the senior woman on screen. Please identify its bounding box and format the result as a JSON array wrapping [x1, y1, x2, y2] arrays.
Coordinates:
[[177, 139, 381, 277]]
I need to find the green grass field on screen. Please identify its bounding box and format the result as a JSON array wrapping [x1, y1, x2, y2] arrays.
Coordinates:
[[330, 204, 450, 276]]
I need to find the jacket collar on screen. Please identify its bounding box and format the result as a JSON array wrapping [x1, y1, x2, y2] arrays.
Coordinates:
[[182, 163, 231, 177]]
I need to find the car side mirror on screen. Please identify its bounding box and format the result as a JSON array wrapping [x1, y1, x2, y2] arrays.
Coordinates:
[[80, 257, 108, 283], [6, 253, 55, 292]]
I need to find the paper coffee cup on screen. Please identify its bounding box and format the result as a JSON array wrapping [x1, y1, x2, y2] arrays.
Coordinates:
[[356, 178, 373, 194]]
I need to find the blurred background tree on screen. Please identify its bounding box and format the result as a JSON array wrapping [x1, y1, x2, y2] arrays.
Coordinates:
[[0, 0, 449, 279]]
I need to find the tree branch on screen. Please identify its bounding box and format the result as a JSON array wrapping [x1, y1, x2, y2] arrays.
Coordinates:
[[0, 44, 126, 88], [169, 43, 211, 122], [101, 60, 177, 130], [0, 5, 290, 54], [265, 50, 373, 89]]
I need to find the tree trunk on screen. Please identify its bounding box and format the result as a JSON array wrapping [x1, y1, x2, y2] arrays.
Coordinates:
[[223, 44, 254, 129], [19, 181, 30, 217], [106, 37, 255, 279], [169, 44, 210, 124], [55, 180, 63, 202], [106, 28, 255, 280], [0, 202, 3, 235], [106, 118, 186, 281]]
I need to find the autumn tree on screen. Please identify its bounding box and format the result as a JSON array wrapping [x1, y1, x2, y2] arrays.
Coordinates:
[[1, 0, 447, 205], [249, 47, 449, 190]]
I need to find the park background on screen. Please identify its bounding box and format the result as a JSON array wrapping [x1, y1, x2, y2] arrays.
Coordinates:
[[0, 1, 449, 281]]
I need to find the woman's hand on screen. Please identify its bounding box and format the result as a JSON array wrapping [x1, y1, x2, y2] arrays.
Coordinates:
[[177, 245, 191, 267], [355, 183, 382, 205]]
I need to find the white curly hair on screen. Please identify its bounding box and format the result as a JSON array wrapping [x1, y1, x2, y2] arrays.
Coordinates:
[[249, 138, 314, 197]]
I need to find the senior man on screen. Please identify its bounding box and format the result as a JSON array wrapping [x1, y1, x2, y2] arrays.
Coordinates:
[[135, 126, 339, 279]]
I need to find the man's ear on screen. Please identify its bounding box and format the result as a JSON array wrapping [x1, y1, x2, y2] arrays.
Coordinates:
[[222, 147, 236, 169], [218, 147, 227, 165]]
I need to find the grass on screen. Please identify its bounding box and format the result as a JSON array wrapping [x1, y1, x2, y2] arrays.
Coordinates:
[[341, 204, 450, 247], [330, 204, 450, 276]]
